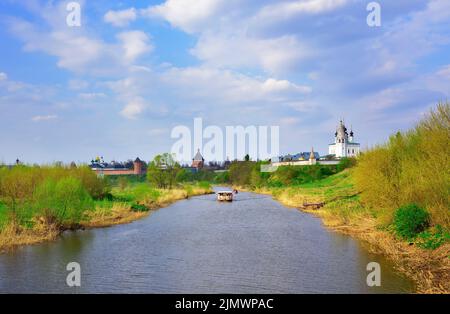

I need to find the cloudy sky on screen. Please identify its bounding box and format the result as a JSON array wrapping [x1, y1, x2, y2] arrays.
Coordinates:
[[0, 0, 449, 164]]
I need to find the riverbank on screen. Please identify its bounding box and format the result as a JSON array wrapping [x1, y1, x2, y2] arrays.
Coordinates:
[[238, 170, 449, 294], [0, 185, 213, 252]]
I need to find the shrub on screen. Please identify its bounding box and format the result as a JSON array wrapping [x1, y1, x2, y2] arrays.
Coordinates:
[[184, 185, 194, 198], [228, 161, 255, 186], [72, 166, 110, 199], [33, 178, 94, 226], [393, 204, 430, 239], [131, 203, 149, 212], [337, 157, 357, 172]]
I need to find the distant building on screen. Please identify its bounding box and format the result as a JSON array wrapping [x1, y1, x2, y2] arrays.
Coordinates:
[[272, 147, 322, 167], [328, 120, 360, 158], [192, 149, 205, 169], [91, 157, 146, 176], [271, 120, 361, 167]]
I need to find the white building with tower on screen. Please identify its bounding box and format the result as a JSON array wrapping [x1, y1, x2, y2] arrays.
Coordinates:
[[328, 120, 360, 158]]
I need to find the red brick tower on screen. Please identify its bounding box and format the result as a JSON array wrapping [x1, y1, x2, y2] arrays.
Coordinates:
[[192, 149, 204, 169], [133, 157, 144, 175]]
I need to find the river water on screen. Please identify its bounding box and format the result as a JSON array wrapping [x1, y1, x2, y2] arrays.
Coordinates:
[[0, 189, 414, 293]]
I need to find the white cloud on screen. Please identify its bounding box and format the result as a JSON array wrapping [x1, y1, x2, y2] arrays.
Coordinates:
[[144, 0, 347, 74], [8, 3, 153, 74], [262, 78, 312, 94], [142, 0, 228, 33], [192, 34, 311, 74], [279, 117, 300, 126], [0, 72, 7, 81], [256, 0, 349, 22], [78, 92, 106, 100], [9, 18, 107, 73], [68, 79, 89, 90], [104, 8, 137, 27], [120, 97, 148, 119], [160, 66, 311, 105], [436, 64, 450, 78], [423, 64, 450, 95], [32, 114, 58, 122], [117, 31, 153, 63]]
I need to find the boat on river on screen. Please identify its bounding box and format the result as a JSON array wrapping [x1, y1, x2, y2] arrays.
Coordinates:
[[217, 191, 234, 202]]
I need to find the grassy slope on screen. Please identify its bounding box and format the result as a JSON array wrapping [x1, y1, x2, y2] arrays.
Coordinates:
[[251, 170, 449, 294]]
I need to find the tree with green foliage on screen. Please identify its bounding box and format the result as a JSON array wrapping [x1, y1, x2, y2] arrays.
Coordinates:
[[228, 161, 256, 186], [147, 153, 181, 189]]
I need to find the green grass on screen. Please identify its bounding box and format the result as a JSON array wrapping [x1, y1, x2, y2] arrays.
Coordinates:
[[283, 170, 358, 202], [262, 170, 368, 225], [0, 202, 8, 229], [112, 183, 161, 204]]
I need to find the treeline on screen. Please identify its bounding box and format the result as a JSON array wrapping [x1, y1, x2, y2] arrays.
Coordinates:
[[0, 165, 108, 229], [355, 103, 449, 229], [146, 153, 229, 187], [227, 159, 354, 188]]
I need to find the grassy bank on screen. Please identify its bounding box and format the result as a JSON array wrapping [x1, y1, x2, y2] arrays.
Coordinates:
[[84, 183, 213, 229], [0, 166, 212, 252]]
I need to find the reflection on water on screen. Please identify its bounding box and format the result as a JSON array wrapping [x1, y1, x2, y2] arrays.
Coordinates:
[[0, 188, 414, 293]]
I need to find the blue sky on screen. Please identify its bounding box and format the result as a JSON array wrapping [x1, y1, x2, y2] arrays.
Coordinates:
[[0, 0, 449, 164]]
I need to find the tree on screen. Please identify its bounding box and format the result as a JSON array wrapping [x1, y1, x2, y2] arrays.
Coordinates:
[[245, 154, 251, 161], [228, 161, 255, 186], [147, 153, 181, 189]]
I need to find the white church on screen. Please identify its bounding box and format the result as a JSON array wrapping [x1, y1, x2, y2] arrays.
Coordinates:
[[271, 120, 361, 167], [328, 120, 360, 158]]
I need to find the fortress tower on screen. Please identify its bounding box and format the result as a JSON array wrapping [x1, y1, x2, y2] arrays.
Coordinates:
[[192, 149, 205, 169], [133, 157, 144, 175]]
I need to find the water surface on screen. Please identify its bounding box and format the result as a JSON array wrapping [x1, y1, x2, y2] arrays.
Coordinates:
[[0, 189, 414, 293]]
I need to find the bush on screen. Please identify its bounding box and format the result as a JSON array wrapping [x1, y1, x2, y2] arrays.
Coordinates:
[[131, 203, 149, 212], [72, 166, 110, 199], [184, 185, 194, 198], [33, 178, 94, 226], [213, 171, 229, 184], [393, 204, 430, 239]]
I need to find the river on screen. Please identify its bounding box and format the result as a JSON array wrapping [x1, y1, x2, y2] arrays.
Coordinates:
[[0, 188, 414, 293]]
